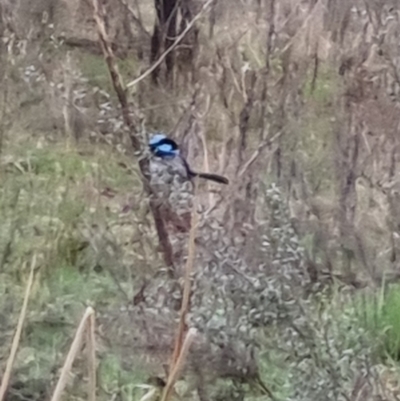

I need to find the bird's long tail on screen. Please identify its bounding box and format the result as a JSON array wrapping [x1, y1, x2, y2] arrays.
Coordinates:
[[193, 171, 229, 185]]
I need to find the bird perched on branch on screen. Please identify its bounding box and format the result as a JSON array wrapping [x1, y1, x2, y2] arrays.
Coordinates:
[[148, 133, 229, 185], [147, 133, 228, 235]]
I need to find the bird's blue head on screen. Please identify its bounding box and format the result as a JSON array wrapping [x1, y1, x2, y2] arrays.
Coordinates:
[[149, 133, 180, 159]]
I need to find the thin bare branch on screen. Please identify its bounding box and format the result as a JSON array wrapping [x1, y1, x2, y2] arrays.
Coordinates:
[[239, 131, 283, 177], [91, 0, 137, 145]]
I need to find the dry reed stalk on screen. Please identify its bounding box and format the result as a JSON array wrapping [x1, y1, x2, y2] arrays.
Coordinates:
[[161, 328, 198, 401], [50, 306, 95, 401], [62, 52, 73, 146], [87, 312, 97, 401], [0, 256, 36, 401]]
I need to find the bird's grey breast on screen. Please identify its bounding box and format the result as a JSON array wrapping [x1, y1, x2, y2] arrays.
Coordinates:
[[149, 156, 190, 185], [149, 156, 193, 215]]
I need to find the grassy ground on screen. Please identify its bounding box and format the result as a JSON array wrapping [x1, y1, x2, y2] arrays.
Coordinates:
[[0, 136, 153, 400]]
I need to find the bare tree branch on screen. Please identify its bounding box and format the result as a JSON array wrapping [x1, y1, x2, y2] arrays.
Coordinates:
[[91, 0, 174, 267]]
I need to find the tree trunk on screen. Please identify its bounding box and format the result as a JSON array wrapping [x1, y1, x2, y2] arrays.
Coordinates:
[[151, 0, 178, 83], [151, 0, 199, 86]]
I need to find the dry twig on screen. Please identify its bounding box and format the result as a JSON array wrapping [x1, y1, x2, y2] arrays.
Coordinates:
[[161, 328, 198, 401], [0, 256, 36, 401], [50, 307, 96, 401]]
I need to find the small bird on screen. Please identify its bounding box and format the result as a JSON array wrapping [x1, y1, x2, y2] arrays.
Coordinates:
[[149, 133, 229, 185]]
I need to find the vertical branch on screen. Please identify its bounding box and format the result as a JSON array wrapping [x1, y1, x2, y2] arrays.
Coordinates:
[[199, 130, 212, 206], [310, 51, 319, 94], [334, 101, 353, 276], [208, 0, 216, 39], [170, 184, 199, 366], [91, 0, 174, 266], [151, 0, 179, 83], [92, 0, 137, 143], [334, 98, 371, 278], [259, 0, 275, 142], [62, 52, 73, 144], [0, 14, 11, 158], [0, 73, 8, 157], [237, 70, 256, 170], [225, 0, 276, 235], [87, 312, 96, 401]]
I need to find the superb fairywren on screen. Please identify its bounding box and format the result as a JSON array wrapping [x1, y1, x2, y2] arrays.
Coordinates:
[[149, 133, 229, 185]]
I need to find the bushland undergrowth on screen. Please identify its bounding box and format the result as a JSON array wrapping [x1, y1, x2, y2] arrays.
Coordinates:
[[1, 0, 400, 400]]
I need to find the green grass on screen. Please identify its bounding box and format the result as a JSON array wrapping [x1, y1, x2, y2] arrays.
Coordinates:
[[98, 354, 147, 400], [79, 52, 113, 91], [381, 286, 400, 356], [78, 51, 139, 92], [258, 347, 292, 399], [303, 65, 339, 104], [355, 283, 400, 361], [0, 138, 146, 400]]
